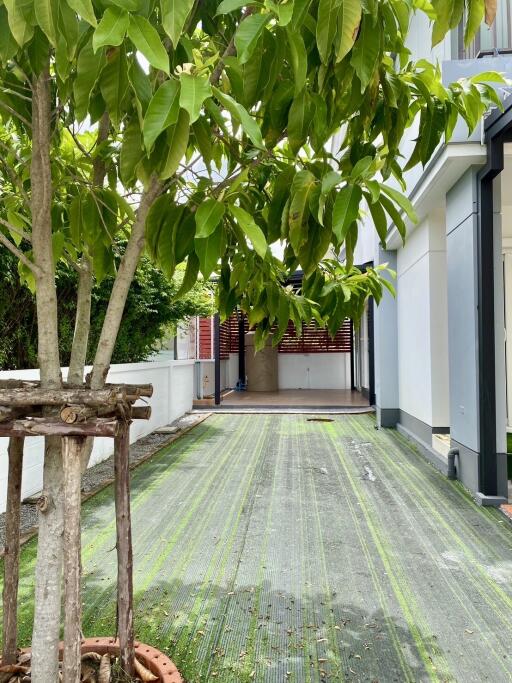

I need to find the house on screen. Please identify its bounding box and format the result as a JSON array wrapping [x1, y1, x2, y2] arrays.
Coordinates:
[[353, 7, 512, 505]]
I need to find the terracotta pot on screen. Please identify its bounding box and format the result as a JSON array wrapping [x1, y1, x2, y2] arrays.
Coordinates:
[[23, 638, 182, 683]]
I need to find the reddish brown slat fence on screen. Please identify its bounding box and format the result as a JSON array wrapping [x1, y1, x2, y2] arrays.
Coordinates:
[[277, 320, 352, 353], [198, 315, 352, 357]]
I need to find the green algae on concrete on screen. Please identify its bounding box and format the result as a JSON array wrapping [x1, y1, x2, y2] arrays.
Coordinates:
[[4, 414, 512, 682]]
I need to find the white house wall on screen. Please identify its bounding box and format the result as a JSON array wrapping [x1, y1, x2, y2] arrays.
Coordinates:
[[0, 359, 194, 514], [277, 354, 350, 390], [396, 210, 450, 434]]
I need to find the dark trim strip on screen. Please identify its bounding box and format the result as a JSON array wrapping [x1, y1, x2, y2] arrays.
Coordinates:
[[214, 312, 221, 406], [477, 130, 505, 495]]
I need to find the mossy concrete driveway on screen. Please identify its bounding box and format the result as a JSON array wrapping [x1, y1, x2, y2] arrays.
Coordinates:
[[11, 414, 512, 682]]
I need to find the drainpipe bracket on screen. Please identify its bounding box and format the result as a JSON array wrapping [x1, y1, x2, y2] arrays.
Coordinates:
[[475, 492, 507, 507]]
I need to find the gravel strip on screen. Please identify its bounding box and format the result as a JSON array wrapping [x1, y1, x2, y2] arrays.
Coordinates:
[[0, 413, 209, 549]]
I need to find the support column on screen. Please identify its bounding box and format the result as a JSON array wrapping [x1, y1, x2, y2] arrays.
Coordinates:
[[238, 311, 246, 387], [214, 313, 221, 405], [374, 247, 399, 427]]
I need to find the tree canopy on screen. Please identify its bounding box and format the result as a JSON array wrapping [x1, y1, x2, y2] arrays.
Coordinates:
[[0, 0, 503, 352]]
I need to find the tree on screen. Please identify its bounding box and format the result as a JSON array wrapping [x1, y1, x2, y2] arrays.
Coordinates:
[[0, 0, 501, 679]]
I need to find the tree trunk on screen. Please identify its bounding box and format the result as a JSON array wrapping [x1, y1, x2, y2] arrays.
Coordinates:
[[67, 257, 93, 387], [90, 176, 162, 390], [114, 425, 135, 679], [68, 112, 110, 389], [62, 437, 85, 683], [30, 62, 65, 683], [2, 437, 24, 665]]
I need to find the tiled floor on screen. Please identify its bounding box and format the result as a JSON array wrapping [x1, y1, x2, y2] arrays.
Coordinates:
[[219, 389, 370, 408]]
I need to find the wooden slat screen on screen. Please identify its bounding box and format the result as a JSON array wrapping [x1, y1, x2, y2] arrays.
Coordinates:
[[201, 315, 352, 357], [277, 319, 352, 353], [198, 318, 212, 359]]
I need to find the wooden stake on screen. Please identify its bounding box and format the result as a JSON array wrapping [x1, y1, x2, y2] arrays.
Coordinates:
[[114, 424, 135, 678], [62, 436, 84, 683], [2, 437, 24, 665]]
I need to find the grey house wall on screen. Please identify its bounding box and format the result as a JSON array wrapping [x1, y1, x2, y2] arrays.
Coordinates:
[[374, 248, 399, 428], [445, 168, 481, 493]]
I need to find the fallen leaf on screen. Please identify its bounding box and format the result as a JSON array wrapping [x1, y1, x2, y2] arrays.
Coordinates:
[[134, 658, 158, 682], [98, 654, 111, 683]]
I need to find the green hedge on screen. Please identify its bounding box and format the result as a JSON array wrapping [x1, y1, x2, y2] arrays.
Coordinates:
[[0, 249, 213, 370]]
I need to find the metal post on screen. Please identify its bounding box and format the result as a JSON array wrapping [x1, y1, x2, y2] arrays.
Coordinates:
[[349, 319, 355, 391], [238, 311, 246, 387], [477, 134, 503, 496], [368, 298, 376, 406], [214, 312, 221, 405]]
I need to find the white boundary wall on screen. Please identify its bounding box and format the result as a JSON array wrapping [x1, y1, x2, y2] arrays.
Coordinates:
[[0, 359, 194, 513]]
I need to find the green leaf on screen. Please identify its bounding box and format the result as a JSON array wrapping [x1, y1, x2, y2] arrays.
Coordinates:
[[350, 13, 380, 89], [464, 0, 484, 46], [120, 117, 144, 184], [52, 231, 65, 263], [229, 204, 267, 258], [286, 27, 307, 94], [0, 7, 20, 63], [234, 13, 268, 64], [380, 185, 416, 223], [316, 0, 340, 64], [195, 224, 222, 278], [288, 170, 316, 253], [160, 109, 190, 178], [74, 36, 105, 121], [127, 15, 170, 74], [335, 0, 361, 62], [380, 194, 406, 243], [179, 72, 212, 123], [34, 0, 59, 46], [212, 87, 265, 149], [366, 196, 388, 246], [469, 71, 508, 84], [143, 79, 180, 152], [4, 0, 34, 47], [196, 199, 225, 238], [287, 89, 313, 154], [66, 0, 97, 26], [350, 155, 372, 179], [99, 47, 130, 125], [216, 0, 259, 14], [128, 58, 153, 114], [332, 184, 362, 243], [176, 252, 200, 298], [93, 6, 129, 52], [161, 0, 195, 47]]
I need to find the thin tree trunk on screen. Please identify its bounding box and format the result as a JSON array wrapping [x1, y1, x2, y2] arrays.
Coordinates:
[[68, 112, 110, 389], [30, 62, 65, 683], [67, 257, 93, 387], [90, 176, 162, 390], [2, 437, 24, 665], [62, 437, 85, 683], [114, 425, 134, 679]]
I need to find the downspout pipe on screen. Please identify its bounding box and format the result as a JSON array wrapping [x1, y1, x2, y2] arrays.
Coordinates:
[[447, 448, 458, 481]]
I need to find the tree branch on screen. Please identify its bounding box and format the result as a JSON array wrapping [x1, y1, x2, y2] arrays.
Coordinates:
[[210, 6, 256, 86], [90, 175, 162, 389], [0, 232, 40, 275]]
